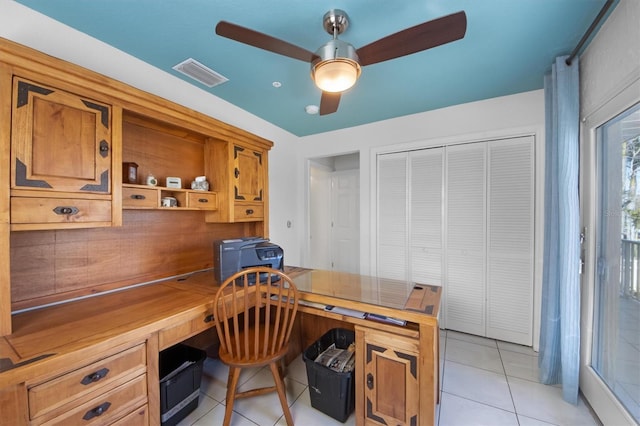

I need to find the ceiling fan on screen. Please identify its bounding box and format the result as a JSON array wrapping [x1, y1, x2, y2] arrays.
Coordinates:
[[215, 9, 467, 115]]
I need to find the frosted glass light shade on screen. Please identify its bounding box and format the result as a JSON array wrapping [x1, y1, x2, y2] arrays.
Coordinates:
[[313, 58, 360, 93]]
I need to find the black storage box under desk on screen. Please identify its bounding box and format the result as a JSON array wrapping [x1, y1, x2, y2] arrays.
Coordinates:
[[303, 328, 355, 423], [159, 344, 206, 426]]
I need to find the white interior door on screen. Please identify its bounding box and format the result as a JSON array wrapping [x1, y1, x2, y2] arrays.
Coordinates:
[[331, 170, 360, 273], [309, 164, 332, 269]]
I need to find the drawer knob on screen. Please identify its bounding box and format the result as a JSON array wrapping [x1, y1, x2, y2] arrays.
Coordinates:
[[131, 194, 146, 200], [53, 206, 79, 216], [246, 209, 254, 215], [198, 198, 209, 203], [204, 314, 214, 323], [80, 367, 110, 385], [82, 401, 111, 420]]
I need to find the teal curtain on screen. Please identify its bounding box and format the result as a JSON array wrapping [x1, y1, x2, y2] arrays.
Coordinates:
[[539, 55, 581, 404]]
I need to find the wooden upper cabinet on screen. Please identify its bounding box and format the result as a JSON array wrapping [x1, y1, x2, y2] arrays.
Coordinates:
[[9, 76, 116, 231], [205, 139, 269, 229], [11, 77, 112, 194], [233, 145, 264, 203]]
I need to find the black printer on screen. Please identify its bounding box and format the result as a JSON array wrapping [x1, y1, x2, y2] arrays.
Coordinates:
[[213, 237, 284, 284]]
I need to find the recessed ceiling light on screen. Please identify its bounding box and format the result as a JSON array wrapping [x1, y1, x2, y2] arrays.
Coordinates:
[[272, 81, 282, 88], [305, 105, 319, 115]]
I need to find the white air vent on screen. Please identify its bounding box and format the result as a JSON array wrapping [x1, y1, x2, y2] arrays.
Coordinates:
[[172, 58, 228, 88]]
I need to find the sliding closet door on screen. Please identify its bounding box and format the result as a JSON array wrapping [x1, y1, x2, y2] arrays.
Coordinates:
[[486, 137, 534, 345], [445, 143, 487, 336]]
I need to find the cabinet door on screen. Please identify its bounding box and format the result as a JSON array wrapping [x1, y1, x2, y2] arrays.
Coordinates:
[[358, 327, 419, 426], [11, 77, 112, 194], [233, 145, 264, 202]]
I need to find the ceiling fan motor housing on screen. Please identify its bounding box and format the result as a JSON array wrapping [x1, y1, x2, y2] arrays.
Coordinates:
[[323, 9, 349, 36]]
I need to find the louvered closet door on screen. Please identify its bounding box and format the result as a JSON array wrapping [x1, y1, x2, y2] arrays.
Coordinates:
[[445, 143, 487, 336], [410, 148, 443, 287], [377, 152, 408, 280], [486, 137, 534, 345]]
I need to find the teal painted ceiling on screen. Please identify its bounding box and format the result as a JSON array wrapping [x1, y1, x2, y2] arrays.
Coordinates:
[[16, 0, 610, 136]]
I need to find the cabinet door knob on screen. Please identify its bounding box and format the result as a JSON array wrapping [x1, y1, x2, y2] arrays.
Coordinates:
[[82, 401, 111, 420], [80, 368, 110, 385], [131, 194, 146, 200], [234, 168, 240, 178], [53, 206, 79, 216], [366, 373, 374, 390], [99, 140, 110, 158], [246, 209, 254, 215]]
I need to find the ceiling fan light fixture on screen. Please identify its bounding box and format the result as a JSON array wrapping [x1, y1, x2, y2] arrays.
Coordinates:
[[311, 38, 361, 93], [313, 58, 360, 92]]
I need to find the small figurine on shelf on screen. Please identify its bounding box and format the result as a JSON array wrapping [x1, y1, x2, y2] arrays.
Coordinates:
[[191, 176, 209, 191], [146, 173, 158, 187]]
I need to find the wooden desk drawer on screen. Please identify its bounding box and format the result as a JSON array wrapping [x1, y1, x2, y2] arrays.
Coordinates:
[[11, 197, 111, 224], [110, 404, 148, 426], [36, 374, 147, 426], [29, 344, 146, 420], [122, 186, 158, 208], [188, 192, 217, 210], [234, 202, 263, 221], [159, 308, 214, 350]]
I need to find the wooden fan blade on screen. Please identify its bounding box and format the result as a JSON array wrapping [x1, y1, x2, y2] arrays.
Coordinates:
[[319, 92, 341, 115], [216, 21, 317, 63], [356, 11, 467, 67]]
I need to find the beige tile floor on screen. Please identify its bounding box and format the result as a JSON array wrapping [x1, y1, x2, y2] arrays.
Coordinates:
[[175, 330, 600, 426]]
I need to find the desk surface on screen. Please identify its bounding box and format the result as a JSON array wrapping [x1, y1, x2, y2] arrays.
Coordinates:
[[292, 268, 441, 317], [0, 268, 440, 387]]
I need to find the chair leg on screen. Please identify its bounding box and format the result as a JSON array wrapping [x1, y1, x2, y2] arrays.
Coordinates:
[[224, 366, 241, 426], [269, 362, 294, 426]]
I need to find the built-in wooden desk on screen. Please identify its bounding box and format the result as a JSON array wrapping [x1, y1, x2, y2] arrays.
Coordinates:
[[0, 269, 440, 426]]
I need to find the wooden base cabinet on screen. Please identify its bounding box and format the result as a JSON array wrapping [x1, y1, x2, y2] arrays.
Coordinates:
[[24, 343, 148, 426], [355, 326, 420, 426]]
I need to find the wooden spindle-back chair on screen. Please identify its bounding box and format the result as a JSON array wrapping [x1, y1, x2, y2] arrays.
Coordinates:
[[212, 267, 299, 426]]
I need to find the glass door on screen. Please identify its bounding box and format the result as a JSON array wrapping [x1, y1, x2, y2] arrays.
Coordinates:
[[592, 101, 640, 423]]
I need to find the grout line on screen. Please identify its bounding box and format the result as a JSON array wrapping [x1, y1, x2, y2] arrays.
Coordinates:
[[497, 341, 520, 425]]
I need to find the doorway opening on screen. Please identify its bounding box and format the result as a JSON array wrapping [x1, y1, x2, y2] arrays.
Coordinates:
[[308, 153, 360, 273]]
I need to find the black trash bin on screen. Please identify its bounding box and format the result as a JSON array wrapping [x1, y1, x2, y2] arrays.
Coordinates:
[[303, 328, 355, 423], [159, 344, 206, 426]]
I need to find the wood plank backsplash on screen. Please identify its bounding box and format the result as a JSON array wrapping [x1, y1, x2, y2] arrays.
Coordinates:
[[10, 210, 259, 311]]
